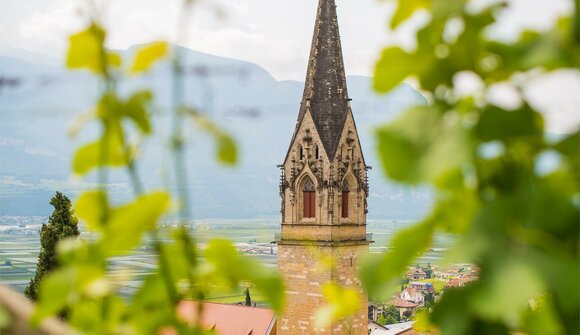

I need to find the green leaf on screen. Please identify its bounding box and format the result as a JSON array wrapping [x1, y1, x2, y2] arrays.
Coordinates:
[[314, 282, 362, 327], [375, 105, 471, 185], [430, 286, 511, 335], [521, 297, 564, 335], [390, 0, 430, 29], [31, 268, 75, 324], [472, 259, 544, 324], [102, 192, 171, 255], [130, 274, 174, 334], [66, 24, 106, 73], [475, 104, 544, 142], [215, 132, 237, 165], [124, 90, 153, 133], [131, 42, 168, 74], [360, 220, 434, 299], [203, 238, 284, 312], [75, 191, 109, 232], [95, 91, 153, 135], [427, 187, 479, 234], [374, 47, 416, 93], [189, 111, 238, 165], [0, 304, 10, 329], [73, 133, 126, 176], [108, 52, 122, 68]]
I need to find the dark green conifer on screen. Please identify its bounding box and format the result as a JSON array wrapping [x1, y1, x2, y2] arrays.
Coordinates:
[[245, 287, 252, 306], [24, 192, 79, 300]]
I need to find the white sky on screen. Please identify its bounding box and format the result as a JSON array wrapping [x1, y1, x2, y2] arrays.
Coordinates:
[[0, 0, 578, 132], [0, 0, 573, 80]]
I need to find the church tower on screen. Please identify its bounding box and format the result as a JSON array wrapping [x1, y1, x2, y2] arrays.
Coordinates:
[[276, 0, 370, 334]]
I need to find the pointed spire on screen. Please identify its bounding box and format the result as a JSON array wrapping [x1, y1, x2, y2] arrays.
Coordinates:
[[296, 0, 350, 160]]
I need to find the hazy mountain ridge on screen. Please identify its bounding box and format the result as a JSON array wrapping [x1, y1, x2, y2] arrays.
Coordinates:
[[0, 46, 432, 219]]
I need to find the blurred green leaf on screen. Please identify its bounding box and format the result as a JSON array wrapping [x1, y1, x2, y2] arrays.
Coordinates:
[[67, 24, 106, 74], [32, 265, 104, 325], [124, 90, 153, 133], [553, 131, 579, 186], [430, 286, 511, 335], [374, 47, 417, 93], [390, 0, 430, 29], [475, 104, 544, 142], [131, 274, 175, 334], [189, 111, 238, 165], [376, 105, 471, 185], [108, 52, 122, 68], [521, 297, 564, 335], [0, 304, 10, 329], [73, 133, 126, 176], [203, 239, 284, 312], [75, 191, 108, 232], [131, 42, 168, 74], [314, 282, 361, 328], [427, 187, 479, 234], [472, 259, 544, 324], [360, 220, 434, 299], [102, 192, 171, 255], [554, 131, 579, 162]]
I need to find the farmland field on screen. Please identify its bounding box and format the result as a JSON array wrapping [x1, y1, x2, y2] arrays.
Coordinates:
[[0, 218, 453, 304]]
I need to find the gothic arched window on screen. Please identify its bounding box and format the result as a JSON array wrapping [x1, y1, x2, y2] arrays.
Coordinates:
[[341, 182, 350, 218], [303, 178, 316, 218]]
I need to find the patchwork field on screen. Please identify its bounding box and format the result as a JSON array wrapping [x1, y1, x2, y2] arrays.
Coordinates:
[[0, 219, 452, 304]]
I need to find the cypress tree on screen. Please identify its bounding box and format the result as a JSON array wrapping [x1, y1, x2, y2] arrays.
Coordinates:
[[245, 287, 252, 306], [24, 192, 80, 300]]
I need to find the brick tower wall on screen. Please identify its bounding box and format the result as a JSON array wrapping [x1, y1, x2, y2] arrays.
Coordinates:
[[277, 243, 368, 335]]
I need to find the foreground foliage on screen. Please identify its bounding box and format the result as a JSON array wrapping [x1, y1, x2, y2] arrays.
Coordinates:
[[361, 0, 579, 334], [30, 3, 283, 334]]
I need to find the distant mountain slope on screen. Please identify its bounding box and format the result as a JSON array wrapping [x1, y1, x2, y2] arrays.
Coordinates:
[[0, 46, 432, 219]]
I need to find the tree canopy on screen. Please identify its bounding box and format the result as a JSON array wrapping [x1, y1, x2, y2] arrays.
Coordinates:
[[24, 192, 80, 301]]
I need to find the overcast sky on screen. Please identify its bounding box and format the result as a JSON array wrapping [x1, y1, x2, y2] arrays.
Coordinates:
[[0, 0, 573, 80], [0, 0, 578, 132]]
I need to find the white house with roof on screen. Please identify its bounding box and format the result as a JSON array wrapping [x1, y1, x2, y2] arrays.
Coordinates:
[[400, 287, 424, 305]]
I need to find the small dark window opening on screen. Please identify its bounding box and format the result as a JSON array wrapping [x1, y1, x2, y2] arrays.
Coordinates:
[[303, 178, 316, 218], [341, 182, 349, 218], [315, 145, 319, 159], [299, 145, 303, 160]]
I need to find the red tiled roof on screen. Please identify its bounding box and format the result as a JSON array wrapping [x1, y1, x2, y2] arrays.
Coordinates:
[[402, 287, 417, 297], [388, 298, 418, 308], [173, 301, 276, 335]]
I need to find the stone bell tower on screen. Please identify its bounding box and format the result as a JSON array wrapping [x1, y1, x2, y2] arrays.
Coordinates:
[[276, 0, 370, 334]]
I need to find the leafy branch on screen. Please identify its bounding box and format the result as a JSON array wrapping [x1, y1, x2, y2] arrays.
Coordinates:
[[361, 1, 579, 334]]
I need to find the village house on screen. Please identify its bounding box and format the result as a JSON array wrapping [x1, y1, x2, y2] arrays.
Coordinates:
[[406, 268, 427, 280], [408, 282, 434, 293], [167, 301, 277, 335], [388, 298, 418, 319], [400, 286, 425, 306], [368, 321, 416, 335]]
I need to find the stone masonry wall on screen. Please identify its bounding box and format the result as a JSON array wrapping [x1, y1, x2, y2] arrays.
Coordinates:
[[277, 244, 368, 335]]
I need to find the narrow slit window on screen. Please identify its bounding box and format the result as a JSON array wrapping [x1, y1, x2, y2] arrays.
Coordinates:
[[303, 178, 316, 218], [299, 145, 303, 160], [315, 145, 319, 159], [341, 182, 349, 218]]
